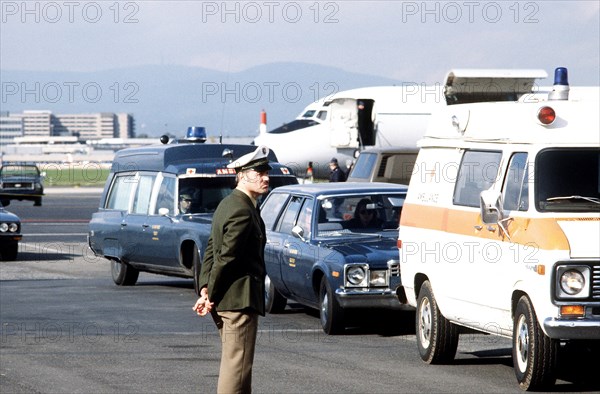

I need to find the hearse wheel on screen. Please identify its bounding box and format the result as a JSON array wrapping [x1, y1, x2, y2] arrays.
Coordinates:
[[111, 260, 139, 286]]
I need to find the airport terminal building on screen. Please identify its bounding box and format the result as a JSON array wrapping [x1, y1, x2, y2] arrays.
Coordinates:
[[0, 110, 135, 145]]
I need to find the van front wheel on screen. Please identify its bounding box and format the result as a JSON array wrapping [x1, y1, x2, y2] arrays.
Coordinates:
[[416, 281, 458, 364], [513, 295, 557, 390]]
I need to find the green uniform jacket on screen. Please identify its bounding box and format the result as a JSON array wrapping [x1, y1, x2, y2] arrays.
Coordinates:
[[198, 189, 266, 316]]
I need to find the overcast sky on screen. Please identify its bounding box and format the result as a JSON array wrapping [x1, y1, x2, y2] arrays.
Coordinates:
[[1, 1, 599, 85]]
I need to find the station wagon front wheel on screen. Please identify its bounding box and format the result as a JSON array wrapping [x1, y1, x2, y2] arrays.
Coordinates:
[[416, 281, 458, 364], [265, 274, 287, 314], [111, 260, 139, 286], [319, 277, 344, 335]]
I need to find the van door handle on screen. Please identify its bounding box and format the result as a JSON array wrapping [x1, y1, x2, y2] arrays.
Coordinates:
[[142, 224, 149, 228]]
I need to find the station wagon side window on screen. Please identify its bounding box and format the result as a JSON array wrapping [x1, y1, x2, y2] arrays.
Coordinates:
[[453, 150, 502, 207], [154, 175, 176, 215], [277, 196, 303, 235], [503, 153, 529, 212], [131, 173, 157, 214], [261, 192, 289, 230], [106, 172, 136, 210], [296, 198, 314, 238]]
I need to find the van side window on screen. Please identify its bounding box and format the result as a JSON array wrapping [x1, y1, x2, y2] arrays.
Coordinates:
[[154, 176, 176, 215], [453, 150, 502, 207], [106, 173, 136, 210], [503, 153, 529, 211], [132, 174, 156, 214]]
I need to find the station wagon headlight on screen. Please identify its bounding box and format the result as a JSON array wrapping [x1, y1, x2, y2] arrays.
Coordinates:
[[0, 223, 7, 232], [8, 223, 18, 232], [556, 265, 590, 299], [345, 264, 368, 287], [369, 270, 388, 287]]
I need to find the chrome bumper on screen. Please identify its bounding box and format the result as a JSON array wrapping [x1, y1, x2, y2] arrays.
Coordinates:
[[334, 287, 411, 310], [543, 317, 600, 340]]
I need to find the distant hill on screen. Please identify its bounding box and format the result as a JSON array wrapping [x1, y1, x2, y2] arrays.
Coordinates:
[[2, 63, 403, 139]]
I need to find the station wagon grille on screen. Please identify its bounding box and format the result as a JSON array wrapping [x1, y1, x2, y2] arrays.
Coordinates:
[[3, 182, 34, 190], [388, 260, 400, 276]]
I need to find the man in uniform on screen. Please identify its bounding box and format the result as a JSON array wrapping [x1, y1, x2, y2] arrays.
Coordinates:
[[193, 145, 271, 394]]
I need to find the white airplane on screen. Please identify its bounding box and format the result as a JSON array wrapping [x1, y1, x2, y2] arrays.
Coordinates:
[[254, 69, 548, 179], [254, 84, 445, 178]]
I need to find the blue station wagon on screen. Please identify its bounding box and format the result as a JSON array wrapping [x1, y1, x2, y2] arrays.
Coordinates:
[[88, 136, 297, 294], [260, 182, 411, 334]]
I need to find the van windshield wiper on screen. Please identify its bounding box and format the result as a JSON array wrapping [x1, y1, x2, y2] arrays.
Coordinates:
[[546, 195, 600, 205]]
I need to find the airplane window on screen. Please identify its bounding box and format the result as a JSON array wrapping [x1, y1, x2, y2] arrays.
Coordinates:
[[268, 119, 319, 134], [302, 110, 316, 118], [317, 111, 327, 120]]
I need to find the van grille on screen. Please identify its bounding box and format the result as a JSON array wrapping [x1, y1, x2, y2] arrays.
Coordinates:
[[593, 264, 600, 301]]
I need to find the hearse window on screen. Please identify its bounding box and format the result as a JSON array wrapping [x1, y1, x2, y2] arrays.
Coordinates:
[[453, 150, 502, 207], [503, 153, 529, 212], [536, 149, 600, 212], [106, 173, 136, 211], [277, 196, 303, 234], [260, 192, 289, 230], [154, 175, 176, 215], [132, 174, 157, 214], [178, 177, 235, 214]]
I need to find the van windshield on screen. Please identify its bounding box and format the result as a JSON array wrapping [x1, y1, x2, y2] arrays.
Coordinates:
[[536, 149, 600, 212]]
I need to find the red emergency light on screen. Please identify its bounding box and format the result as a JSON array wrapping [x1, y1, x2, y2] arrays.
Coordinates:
[[537, 106, 556, 125]]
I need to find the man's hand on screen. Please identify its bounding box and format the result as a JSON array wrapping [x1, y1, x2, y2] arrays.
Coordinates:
[[192, 289, 214, 316]]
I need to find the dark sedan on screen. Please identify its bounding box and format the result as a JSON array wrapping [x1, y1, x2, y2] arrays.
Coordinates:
[[260, 182, 411, 334], [0, 162, 44, 206], [0, 202, 22, 260]]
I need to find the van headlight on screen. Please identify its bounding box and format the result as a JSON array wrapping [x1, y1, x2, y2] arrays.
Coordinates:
[[345, 264, 368, 287], [556, 265, 590, 299]]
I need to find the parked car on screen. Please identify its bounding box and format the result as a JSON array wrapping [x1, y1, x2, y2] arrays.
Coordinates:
[[0, 162, 45, 206], [88, 134, 298, 295], [346, 147, 417, 184], [0, 201, 22, 260], [260, 182, 411, 334]]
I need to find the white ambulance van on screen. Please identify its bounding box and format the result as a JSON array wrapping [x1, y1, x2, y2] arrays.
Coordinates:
[[398, 68, 599, 391]]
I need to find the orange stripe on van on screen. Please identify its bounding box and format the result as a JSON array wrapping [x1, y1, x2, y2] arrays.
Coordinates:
[[400, 203, 571, 250]]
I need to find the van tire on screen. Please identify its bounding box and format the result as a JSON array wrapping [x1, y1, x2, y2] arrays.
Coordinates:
[[111, 260, 139, 286], [513, 295, 557, 390], [416, 281, 459, 364], [265, 274, 287, 314], [320, 277, 344, 335]]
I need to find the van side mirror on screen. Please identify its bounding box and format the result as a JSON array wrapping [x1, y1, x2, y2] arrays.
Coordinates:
[[480, 189, 503, 224]]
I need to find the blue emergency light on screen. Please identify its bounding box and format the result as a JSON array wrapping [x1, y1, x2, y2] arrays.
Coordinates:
[[186, 126, 207, 142], [549, 67, 569, 101], [553, 67, 569, 86]]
